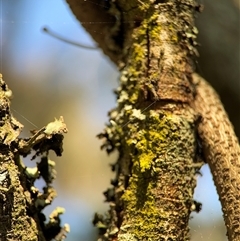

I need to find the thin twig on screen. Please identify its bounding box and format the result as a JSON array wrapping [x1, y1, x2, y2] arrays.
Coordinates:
[[42, 27, 98, 50]]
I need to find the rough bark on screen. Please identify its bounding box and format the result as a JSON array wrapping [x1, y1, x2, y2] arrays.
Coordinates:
[[66, 0, 240, 240], [193, 73, 240, 240], [95, 1, 204, 240], [0, 74, 69, 241], [70, 0, 203, 240]]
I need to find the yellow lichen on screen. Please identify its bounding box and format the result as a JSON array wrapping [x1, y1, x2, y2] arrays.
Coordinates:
[[138, 151, 155, 172]]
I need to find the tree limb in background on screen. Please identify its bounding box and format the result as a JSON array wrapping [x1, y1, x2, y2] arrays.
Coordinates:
[[193, 73, 240, 240], [0, 74, 69, 241]]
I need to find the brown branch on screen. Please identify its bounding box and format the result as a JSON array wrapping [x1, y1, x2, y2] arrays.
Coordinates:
[[66, 0, 240, 240], [92, 0, 204, 240], [193, 73, 240, 241], [66, 0, 124, 65], [0, 74, 68, 241]]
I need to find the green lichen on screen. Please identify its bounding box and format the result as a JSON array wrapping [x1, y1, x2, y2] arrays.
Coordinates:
[[121, 169, 162, 239], [100, 100, 201, 239], [118, 8, 164, 106], [97, 1, 202, 240], [138, 151, 155, 172], [118, 109, 197, 239]]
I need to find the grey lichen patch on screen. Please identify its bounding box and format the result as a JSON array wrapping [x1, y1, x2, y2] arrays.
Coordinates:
[[35, 186, 57, 209], [131, 109, 146, 121], [18, 116, 67, 158], [117, 90, 129, 104], [44, 116, 67, 135], [53, 224, 70, 241], [43, 207, 69, 241], [25, 166, 39, 179]]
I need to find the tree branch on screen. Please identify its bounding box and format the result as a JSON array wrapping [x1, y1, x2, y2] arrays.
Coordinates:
[[193, 73, 240, 240], [66, 0, 124, 65], [66, 0, 240, 240], [91, 0, 204, 240], [0, 74, 69, 241]]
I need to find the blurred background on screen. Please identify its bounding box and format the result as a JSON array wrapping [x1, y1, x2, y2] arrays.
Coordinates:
[[0, 0, 239, 240]]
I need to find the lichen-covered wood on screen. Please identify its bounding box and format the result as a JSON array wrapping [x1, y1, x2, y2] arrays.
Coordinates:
[[95, 1, 204, 240], [0, 74, 69, 241]]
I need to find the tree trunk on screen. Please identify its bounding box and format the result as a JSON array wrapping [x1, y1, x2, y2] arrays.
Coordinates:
[[66, 0, 240, 240]]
